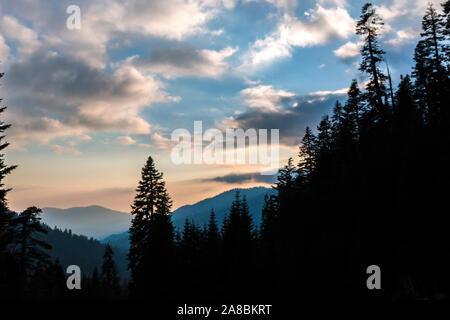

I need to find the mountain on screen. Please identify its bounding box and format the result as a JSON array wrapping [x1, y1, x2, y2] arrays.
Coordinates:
[[171, 186, 275, 228], [101, 186, 276, 250], [44, 226, 129, 280], [41, 205, 131, 239]]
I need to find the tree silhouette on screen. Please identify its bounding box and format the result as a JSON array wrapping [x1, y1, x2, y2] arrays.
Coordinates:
[[101, 244, 120, 299], [128, 156, 174, 298], [0, 73, 19, 298], [356, 3, 387, 117], [15, 207, 52, 273]]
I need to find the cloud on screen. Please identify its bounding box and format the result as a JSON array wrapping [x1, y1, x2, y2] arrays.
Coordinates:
[[377, 0, 442, 22], [241, 85, 296, 112], [83, 0, 216, 40], [204, 172, 277, 184], [308, 87, 348, 97], [244, 0, 298, 13], [0, 34, 10, 63], [4, 50, 176, 146], [333, 41, 362, 61], [374, 0, 442, 51], [245, 34, 292, 66], [1, 0, 231, 68], [150, 133, 172, 150], [222, 85, 348, 145], [244, 4, 355, 66], [0, 15, 40, 56], [115, 136, 136, 145], [135, 46, 237, 79], [52, 144, 82, 155], [386, 28, 417, 47]]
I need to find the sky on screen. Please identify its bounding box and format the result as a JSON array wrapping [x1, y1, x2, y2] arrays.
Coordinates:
[[0, 0, 442, 212]]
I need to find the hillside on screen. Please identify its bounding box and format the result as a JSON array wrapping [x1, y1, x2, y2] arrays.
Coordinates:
[[101, 186, 275, 250], [44, 226, 129, 280]]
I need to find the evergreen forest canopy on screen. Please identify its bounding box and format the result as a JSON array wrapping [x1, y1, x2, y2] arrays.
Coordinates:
[[0, 2, 450, 300]]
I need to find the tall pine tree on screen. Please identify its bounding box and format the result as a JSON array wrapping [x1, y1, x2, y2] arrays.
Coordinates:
[[101, 244, 120, 299], [356, 3, 388, 119], [128, 156, 174, 298]]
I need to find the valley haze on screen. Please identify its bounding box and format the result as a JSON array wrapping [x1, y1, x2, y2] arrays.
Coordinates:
[[41, 187, 275, 244]]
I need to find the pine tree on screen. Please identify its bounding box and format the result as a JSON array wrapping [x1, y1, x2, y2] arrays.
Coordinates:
[[331, 101, 344, 133], [128, 155, 174, 297], [0, 72, 17, 256], [15, 206, 52, 273], [316, 116, 332, 153], [298, 128, 317, 180], [444, 0, 450, 30], [261, 194, 276, 237], [206, 209, 220, 244], [413, 3, 447, 124], [0, 73, 19, 297], [443, 0, 450, 62], [101, 244, 120, 299], [356, 3, 387, 118], [343, 79, 364, 138], [394, 75, 420, 126], [412, 40, 433, 116], [421, 4, 446, 73], [88, 267, 101, 299], [239, 195, 254, 245], [228, 191, 241, 235]]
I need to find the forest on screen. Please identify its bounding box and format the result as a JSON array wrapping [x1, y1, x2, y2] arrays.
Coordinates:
[[0, 2, 450, 301]]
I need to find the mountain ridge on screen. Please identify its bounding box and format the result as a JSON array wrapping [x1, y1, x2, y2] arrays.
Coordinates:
[[41, 205, 132, 239], [102, 186, 276, 249]]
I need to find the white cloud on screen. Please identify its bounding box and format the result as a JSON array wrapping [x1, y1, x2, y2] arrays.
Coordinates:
[[377, 0, 442, 22], [386, 28, 418, 47], [115, 136, 136, 145], [285, 6, 354, 46], [85, 0, 213, 40], [333, 41, 362, 59], [241, 85, 296, 112], [1, 0, 231, 68], [245, 34, 292, 66], [308, 87, 348, 97], [0, 15, 40, 56], [244, 4, 355, 66]]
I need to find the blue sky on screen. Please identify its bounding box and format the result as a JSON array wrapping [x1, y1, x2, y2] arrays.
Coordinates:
[[0, 0, 441, 211]]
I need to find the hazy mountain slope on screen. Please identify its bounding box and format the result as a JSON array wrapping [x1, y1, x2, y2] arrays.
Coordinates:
[[171, 186, 275, 229], [44, 226, 129, 280], [101, 186, 276, 250], [41, 205, 131, 239]]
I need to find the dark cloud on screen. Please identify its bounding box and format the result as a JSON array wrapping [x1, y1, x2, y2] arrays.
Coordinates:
[[228, 94, 346, 146], [204, 172, 277, 184], [4, 50, 170, 145], [138, 46, 209, 68], [134, 45, 236, 78]]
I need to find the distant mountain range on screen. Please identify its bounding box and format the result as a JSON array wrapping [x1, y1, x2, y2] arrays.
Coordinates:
[[41, 187, 276, 250], [102, 186, 276, 250], [41, 205, 132, 239]]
